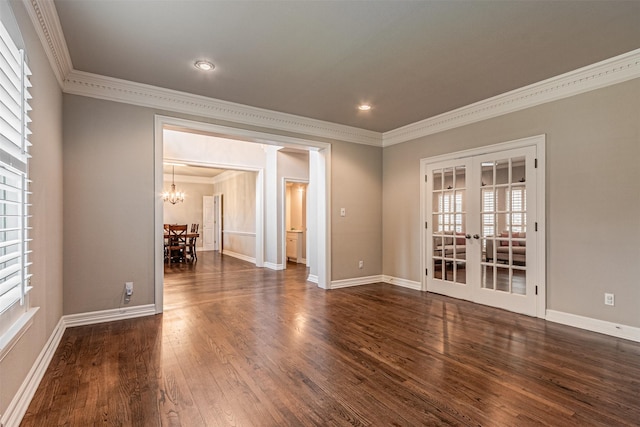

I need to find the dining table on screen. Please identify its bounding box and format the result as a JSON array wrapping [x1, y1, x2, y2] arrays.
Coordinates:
[[164, 230, 200, 263]]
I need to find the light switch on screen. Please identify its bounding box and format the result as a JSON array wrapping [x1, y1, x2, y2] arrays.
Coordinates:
[[340, 208, 346, 217]]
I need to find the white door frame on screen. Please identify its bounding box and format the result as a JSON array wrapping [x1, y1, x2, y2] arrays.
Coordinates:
[[213, 193, 222, 251], [201, 195, 215, 251], [420, 134, 546, 317], [154, 115, 332, 313], [202, 193, 222, 252]]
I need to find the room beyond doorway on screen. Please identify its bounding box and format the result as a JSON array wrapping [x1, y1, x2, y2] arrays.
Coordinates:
[[154, 115, 332, 313]]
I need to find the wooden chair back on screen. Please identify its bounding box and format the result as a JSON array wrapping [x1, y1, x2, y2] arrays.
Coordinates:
[[167, 224, 188, 262]]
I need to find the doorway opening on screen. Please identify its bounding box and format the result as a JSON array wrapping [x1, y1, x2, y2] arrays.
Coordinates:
[[154, 116, 331, 313], [284, 180, 309, 268]]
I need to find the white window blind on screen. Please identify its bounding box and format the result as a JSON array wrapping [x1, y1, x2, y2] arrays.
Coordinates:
[[0, 19, 32, 339], [507, 188, 526, 233], [482, 190, 495, 238], [438, 193, 462, 232]]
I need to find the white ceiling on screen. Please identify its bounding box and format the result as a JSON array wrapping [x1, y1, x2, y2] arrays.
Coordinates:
[[53, 1, 640, 133]]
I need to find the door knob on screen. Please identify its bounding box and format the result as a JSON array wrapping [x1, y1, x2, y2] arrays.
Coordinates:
[[473, 234, 480, 239], [465, 234, 471, 239]]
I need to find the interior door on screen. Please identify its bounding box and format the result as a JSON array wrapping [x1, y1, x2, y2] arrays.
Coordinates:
[[426, 146, 538, 316], [474, 147, 537, 315], [202, 195, 215, 251], [426, 158, 474, 301]]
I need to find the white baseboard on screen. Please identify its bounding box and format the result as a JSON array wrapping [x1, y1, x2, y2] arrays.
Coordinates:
[[63, 304, 156, 328], [1, 317, 65, 427], [546, 310, 640, 343], [331, 275, 384, 289], [264, 262, 285, 271], [383, 275, 422, 291], [307, 274, 318, 284], [221, 250, 256, 265]]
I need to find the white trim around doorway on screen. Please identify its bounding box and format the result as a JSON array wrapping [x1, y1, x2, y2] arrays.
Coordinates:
[[154, 115, 332, 313]]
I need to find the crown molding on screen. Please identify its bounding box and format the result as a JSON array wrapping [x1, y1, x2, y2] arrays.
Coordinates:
[[22, 0, 72, 87], [23, 0, 640, 149], [383, 48, 640, 147], [63, 70, 383, 147]]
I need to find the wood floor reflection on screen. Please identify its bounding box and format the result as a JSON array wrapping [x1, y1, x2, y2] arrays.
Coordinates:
[[22, 251, 640, 426]]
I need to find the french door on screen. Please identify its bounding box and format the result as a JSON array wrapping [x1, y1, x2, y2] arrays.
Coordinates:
[[425, 145, 540, 316]]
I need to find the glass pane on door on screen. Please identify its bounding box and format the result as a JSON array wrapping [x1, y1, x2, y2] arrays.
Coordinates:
[[479, 157, 527, 294], [431, 166, 467, 284]]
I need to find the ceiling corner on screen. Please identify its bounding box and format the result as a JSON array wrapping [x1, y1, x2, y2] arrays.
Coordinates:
[[381, 48, 640, 148], [23, 0, 73, 87]]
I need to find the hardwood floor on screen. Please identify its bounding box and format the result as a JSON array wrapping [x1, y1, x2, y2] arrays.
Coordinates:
[[22, 251, 640, 426]]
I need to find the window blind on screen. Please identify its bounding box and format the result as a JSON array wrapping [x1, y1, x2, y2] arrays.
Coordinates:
[[0, 19, 31, 335]]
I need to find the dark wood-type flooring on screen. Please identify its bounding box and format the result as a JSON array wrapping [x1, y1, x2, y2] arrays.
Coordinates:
[[22, 252, 640, 426]]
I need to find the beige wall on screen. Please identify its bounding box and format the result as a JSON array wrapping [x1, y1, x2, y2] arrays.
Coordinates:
[[0, 0, 64, 417], [163, 180, 212, 248], [213, 171, 257, 258], [383, 79, 640, 327]]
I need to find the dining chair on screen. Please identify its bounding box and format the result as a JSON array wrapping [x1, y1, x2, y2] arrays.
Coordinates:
[[167, 224, 188, 263], [186, 223, 199, 262]]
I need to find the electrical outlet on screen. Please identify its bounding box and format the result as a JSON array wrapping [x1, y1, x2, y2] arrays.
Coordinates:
[[358, 260, 364, 269], [604, 293, 614, 306], [125, 282, 133, 296]]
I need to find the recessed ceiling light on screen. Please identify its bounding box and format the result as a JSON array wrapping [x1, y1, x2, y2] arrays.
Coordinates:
[[194, 60, 215, 71], [358, 104, 372, 111]]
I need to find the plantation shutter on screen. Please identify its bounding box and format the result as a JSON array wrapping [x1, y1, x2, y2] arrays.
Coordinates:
[[0, 20, 32, 324]]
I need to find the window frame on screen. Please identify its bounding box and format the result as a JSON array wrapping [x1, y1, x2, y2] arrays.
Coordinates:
[[0, 18, 35, 357]]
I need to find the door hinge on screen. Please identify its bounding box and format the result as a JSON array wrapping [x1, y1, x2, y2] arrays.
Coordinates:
[[534, 158, 538, 168], [425, 221, 428, 229], [425, 174, 428, 182], [535, 222, 538, 232], [535, 285, 538, 295], [426, 268, 428, 276]]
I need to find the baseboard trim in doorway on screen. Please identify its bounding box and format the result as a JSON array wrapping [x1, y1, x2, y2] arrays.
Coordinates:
[[546, 310, 640, 343], [307, 274, 318, 284], [222, 250, 257, 265], [63, 304, 156, 328], [383, 275, 422, 291], [331, 275, 384, 289], [263, 262, 285, 270]]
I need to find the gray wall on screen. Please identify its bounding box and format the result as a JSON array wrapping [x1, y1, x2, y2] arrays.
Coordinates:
[[0, 0, 64, 416], [63, 96, 156, 314], [332, 141, 383, 280], [383, 79, 640, 327]]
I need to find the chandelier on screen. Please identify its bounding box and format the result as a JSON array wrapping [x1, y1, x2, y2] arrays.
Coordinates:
[[162, 165, 185, 204]]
